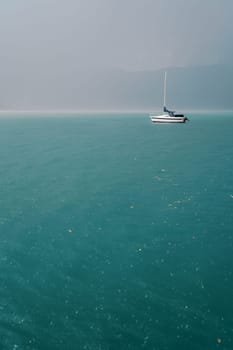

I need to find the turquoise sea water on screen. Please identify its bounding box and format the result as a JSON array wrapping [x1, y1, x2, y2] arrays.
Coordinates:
[[0, 112, 233, 350]]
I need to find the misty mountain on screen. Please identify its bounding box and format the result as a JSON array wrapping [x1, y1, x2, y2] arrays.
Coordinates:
[[0, 64, 232, 111], [124, 64, 233, 111], [90, 64, 233, 111]]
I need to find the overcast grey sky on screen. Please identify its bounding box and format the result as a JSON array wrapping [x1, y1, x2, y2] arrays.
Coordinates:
[[1, 0, 233, 70], [0, 0, 232, 109]]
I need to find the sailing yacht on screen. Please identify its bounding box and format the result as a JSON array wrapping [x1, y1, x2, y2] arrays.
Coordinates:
[[150, 72, 188, 123]]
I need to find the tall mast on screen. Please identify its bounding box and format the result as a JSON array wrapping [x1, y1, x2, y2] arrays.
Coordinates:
[[163, 71, 167, 108]]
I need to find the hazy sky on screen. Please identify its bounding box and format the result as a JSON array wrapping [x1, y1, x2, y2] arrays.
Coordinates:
[[0, 0, 232, 109], [1, 0, 233, 70]]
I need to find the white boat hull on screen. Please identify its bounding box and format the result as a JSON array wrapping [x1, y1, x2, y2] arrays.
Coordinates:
[[150, 114, 187, 123], [150, 72, 189, 123]]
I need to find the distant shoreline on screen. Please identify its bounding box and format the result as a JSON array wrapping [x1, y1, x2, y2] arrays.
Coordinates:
[[0, 109, 232, 116]]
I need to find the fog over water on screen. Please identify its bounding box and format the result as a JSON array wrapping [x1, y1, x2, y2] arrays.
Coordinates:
[[0, 0, 232, 110]]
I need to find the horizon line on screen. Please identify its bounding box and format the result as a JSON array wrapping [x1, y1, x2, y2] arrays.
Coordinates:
[[0, 108, 232, 116]]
